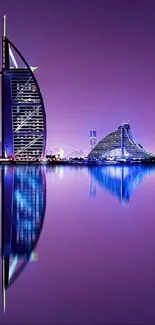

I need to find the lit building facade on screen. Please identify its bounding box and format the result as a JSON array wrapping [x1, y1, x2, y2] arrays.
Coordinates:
[[88, 121, 154, 159], [90, 130, 97, 150], [1, 16, 46, 159]]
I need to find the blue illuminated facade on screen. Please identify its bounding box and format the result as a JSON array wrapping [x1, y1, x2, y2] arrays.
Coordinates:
[[1, 16, 46, 159], [88, 121, 154, 160]]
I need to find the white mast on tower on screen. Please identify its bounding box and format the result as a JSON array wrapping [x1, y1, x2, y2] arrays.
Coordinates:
[[2, 15, 6, 38]]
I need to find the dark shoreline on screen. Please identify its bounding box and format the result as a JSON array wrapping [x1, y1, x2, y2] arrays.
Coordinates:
[[1, 160, 155, 166]]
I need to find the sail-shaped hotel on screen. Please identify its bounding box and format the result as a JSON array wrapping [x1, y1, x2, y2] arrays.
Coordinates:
[[1, 16, 46, 159]]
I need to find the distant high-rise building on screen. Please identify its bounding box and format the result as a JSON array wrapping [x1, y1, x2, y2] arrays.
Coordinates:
[[90, 130, 97, 150], [58, 148, 66, 158], [53, 147, 60, 155], [70, 149, 84, 158]]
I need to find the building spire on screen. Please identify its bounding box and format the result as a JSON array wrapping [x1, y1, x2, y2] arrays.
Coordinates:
[[2, 15, 6, 37]]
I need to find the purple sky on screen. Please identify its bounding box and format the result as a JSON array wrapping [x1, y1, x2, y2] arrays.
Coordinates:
[[1, 0, 155, 152]]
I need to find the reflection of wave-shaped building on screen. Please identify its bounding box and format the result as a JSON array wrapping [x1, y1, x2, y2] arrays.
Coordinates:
[[89, 165, 155, 203], [88, 121, 154, 159], [1, 165, 46, 311], [1, 16, 46, 159]]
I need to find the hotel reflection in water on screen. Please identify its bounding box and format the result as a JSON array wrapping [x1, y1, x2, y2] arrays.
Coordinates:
[[89, 165, 155, 204], [1, 165, 46, 311]]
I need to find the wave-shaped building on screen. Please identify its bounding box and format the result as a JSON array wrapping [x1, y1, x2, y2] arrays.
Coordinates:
[[88, 121, 154, 160], [1, 16, 46, 159]]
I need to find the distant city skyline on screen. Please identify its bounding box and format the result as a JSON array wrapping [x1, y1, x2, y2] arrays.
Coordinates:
[[0, 1, 155, 153]]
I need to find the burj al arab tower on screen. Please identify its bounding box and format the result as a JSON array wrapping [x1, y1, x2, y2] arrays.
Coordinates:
[[1, 15, 46, 159]]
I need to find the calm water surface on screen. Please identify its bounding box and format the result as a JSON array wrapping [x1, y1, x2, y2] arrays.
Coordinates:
[[1, 164, 155, 325]]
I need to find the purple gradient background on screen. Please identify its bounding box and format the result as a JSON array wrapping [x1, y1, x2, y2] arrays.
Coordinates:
[[0, 166, 155, 324], [1, 0, 155, 151], [0, 1, 155, 324]]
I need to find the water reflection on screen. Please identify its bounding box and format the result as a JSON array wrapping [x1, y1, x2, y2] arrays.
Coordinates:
[[89, 165, 155, 204], [1, 165, 46, 311]]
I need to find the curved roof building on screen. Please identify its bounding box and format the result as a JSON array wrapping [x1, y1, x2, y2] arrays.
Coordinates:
[[88, 121, 154, 159], [1, 16, 46, 159]]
